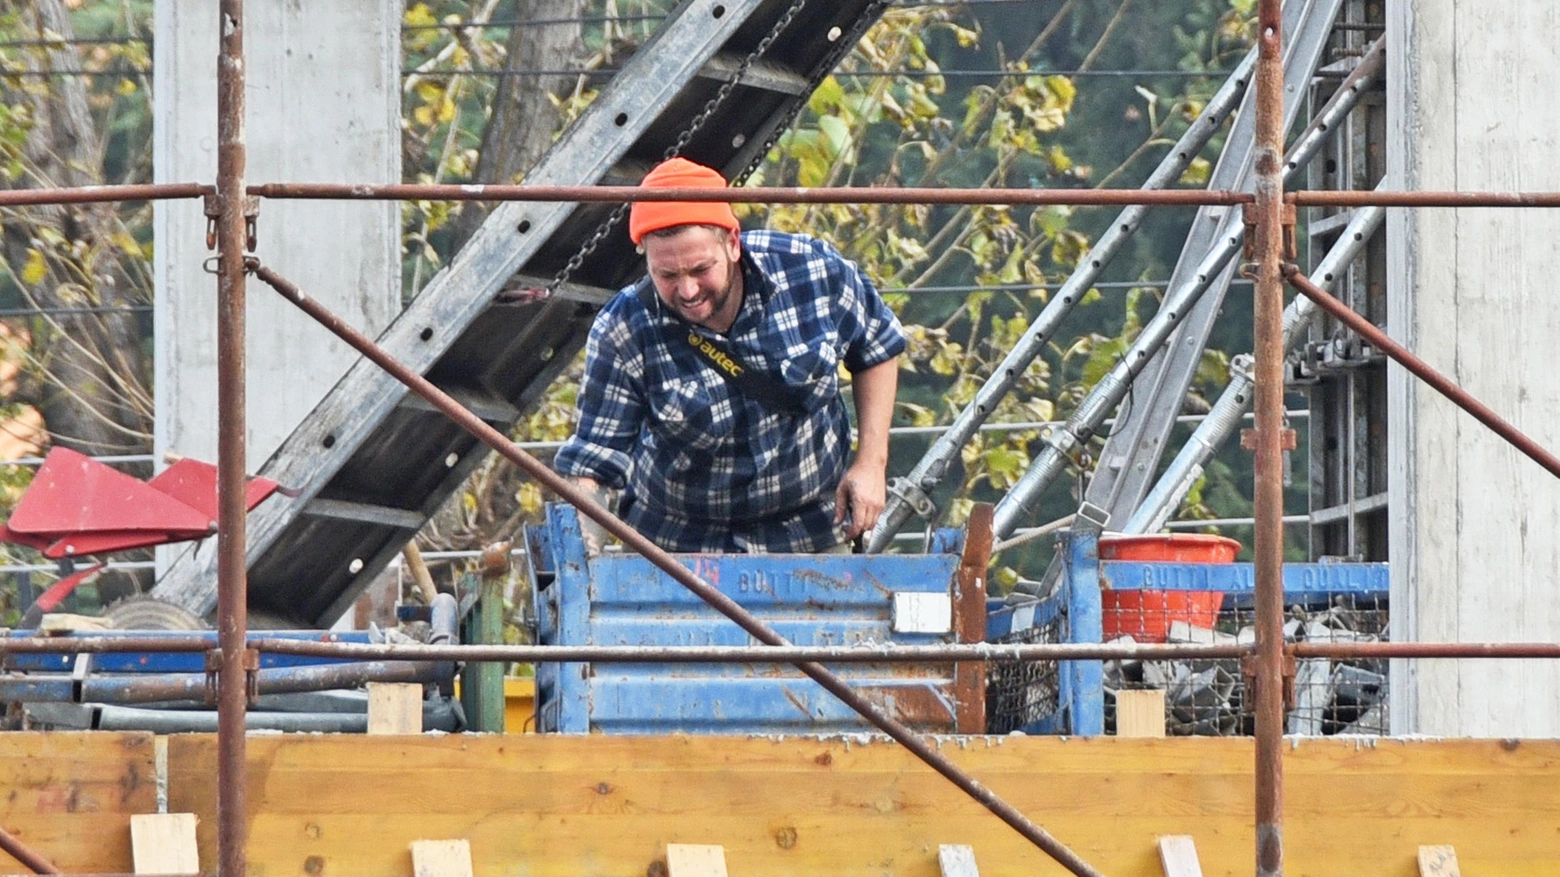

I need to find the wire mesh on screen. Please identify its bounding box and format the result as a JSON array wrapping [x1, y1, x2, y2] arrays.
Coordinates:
[[1103, 591, 1390, 736], [985, 604, 1066, 734]]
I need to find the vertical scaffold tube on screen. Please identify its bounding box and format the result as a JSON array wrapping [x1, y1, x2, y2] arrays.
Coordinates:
[[1251, 0, 1287, 874], [215, 1, 251, 876]]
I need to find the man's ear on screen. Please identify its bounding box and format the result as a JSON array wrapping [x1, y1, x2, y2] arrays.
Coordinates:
[[724, 225, 742, 259]]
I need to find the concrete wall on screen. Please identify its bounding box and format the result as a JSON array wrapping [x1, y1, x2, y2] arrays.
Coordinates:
[[1389, 2, 1560, 735], [153, 1, 400, 470]]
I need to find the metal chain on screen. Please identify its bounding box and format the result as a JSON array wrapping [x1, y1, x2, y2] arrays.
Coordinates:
[[664, 0, 809, 163], [548, 0, 812, 292], [734, 0, 893, 185]]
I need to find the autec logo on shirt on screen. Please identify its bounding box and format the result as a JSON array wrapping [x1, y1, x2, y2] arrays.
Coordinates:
[[688, 332, 744, 377]]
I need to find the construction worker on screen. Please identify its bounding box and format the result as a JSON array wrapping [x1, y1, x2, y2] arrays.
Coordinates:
[[555, 157, 906, 553]]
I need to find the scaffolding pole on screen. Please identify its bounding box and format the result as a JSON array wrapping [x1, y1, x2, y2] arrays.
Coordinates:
[[214, 1, 251, 875], [1251, 0, 1288, 874]]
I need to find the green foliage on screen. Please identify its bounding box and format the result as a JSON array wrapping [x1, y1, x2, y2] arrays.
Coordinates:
[[399, 0, 675, 298]]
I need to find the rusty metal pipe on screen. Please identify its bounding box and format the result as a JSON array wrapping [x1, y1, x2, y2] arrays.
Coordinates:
[[0, 183, 210, 207], [1292, 190, 1560, 208], [249, 181, 1249, 207], [248, 261, 1106, 877], [1293, 642, 1560, 659], [0, 637, 212, 654], [250, 638, 1254, 663], [79, 661, 448, 705], [215, 1, 250, 876], [1251, 1, 1287, 875], [0, 824, 59, 875], [1283, 264, 1560, 481]]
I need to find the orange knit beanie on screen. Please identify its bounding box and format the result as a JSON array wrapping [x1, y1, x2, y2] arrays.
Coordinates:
[[628, 157, 740, 245]]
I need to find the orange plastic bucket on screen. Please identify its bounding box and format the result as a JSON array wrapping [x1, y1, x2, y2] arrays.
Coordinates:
[[1098, 534, 1239, 642], [1097, 533, 1241, 563]]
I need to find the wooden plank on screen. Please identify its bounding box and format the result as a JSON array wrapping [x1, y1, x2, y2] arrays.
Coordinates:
[[367, 682, 423, 735], [163, 735, 1560, 877], [411, 839, 473, 877], [1418, 845, 1461, 877], [1157, 836, 1203, 877], [303, 498, 425, 530], [666, 843, 727, 877], [0, 732, 156, 873], [937, 843, 980, 877], [130, 813, 199, 875], [1115, 689, 1166, 738], [698, 55, 808, 95]]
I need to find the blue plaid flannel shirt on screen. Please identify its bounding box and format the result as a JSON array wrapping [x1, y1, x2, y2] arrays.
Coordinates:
[[555, 230, 906, 552]]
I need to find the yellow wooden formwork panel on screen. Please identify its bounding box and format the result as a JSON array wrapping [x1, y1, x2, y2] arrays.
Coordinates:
[[0, 732, 157, 874], [163, 735, 1560, 877], [505, 676, 534, 733]]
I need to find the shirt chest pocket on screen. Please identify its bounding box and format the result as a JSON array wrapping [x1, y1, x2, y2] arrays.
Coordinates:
[[777, 342, 840, 413], [648, 378, 732, 452]]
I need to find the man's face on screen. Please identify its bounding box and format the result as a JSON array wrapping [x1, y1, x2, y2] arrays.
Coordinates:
[[643, 226, 742, 332]]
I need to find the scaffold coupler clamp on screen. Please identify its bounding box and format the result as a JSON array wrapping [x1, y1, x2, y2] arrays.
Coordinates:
[[1230, 352, 1255, 383], [887, 477, 937, 522], [1239, 423, 1298, 454], [1242, 652, 1299, 710], [204, 647, 263, 707], [202, 193, 262, 252], [1042, 425, 1094, 473], [1238, 201, 1299, 276]]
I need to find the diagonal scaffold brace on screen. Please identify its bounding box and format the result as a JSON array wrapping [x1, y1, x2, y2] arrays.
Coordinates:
[[244, 258, 1110, 877]]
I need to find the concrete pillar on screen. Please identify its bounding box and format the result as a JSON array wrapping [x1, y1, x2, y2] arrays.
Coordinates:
[[1389, 1, 1560, 735], [153, 1, 400, 470]]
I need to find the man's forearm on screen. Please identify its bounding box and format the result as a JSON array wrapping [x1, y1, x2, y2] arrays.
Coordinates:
[[851, 357, 899, 465]]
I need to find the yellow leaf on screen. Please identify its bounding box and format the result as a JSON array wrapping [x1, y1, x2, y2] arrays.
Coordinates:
[[110, 231, 144, 258], [404, 3, 436, 27], [115, 78, 137, 97], [21, 249, 46, 285], [518, 483, 544, 516], [413, 105, 435, 127], [437, 96, 456, 124]]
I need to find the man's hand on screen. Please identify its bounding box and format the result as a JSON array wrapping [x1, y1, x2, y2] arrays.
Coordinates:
[[837, 357, 897, 543], [835, 460, 887, 540], [570, 476, 612, 556]]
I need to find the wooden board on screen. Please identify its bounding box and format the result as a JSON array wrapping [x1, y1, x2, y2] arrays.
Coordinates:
[[367, 682, 422, 735], [411, 839, 473, 877], [0, 733, 156, 873], [667, 843, 728, 877], [1157, 836, 1202, 877], [163, 735, 1560, 877], [1418, 845, 1461, 877], [131, 813, 199, 875], [1115, 690, 1166, 738]]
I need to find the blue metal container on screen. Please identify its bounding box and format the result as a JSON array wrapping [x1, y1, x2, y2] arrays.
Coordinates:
[[1015, 530, 1391, 736], [527, 504, 986, 735]]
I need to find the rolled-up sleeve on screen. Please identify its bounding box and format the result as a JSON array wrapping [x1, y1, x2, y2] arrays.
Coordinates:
[[554, 299, 645, 490], [816, 238, 906, 373]]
